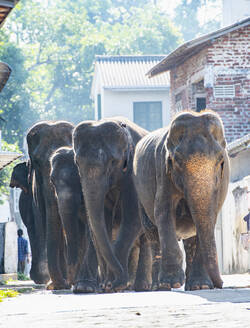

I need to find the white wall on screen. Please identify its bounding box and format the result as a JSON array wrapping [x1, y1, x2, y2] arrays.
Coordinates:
[[222, 0, 250, 26], [0, 196, 11, 223], [216, 175, 250, 274], [100, 89, 170, 128]]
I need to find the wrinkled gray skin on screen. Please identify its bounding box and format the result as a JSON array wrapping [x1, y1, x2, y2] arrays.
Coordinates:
[[10, 162, 50, 284], [133, 111, 229, 291], [50, 147, 98, 292], [50, 146, 152, 293], [73, 117, 150, 292], [27, 121, 74, 290]]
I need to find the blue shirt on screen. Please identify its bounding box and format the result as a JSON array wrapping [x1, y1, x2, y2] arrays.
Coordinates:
[[18, 236, 28, 261], [244, 213, 250, 231]]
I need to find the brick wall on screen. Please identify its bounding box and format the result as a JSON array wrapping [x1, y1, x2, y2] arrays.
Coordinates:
[[170, 25, 250, 143]]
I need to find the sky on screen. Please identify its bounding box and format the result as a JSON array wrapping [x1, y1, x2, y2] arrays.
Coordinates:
[[159, 0, 222, 25]]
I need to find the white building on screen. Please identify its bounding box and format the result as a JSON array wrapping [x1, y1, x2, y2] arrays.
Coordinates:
[[91, 55, 170, 131]]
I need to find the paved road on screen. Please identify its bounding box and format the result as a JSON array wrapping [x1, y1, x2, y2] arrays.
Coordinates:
[[1, 274, 250, 328]]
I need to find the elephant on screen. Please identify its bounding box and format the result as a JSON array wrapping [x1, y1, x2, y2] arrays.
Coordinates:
[[133, 110, 229, 291], [50, 145, 152, 293], [49, 146, 98, 292], [26, 120, 74, 289], [73, 117, 151, 292], [10, 162, 50, 284]]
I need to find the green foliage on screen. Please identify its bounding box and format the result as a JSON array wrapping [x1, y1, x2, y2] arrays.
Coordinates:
[[1, 0, 182, 130], [0, 141, 21, 203], [0, 289, 19, 302], [174, 0, 220, 41], [17, 272, 30, 281]]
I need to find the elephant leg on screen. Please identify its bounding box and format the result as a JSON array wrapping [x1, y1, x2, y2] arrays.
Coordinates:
[[46, 202, 70, 290], [58, 199, 84, 285], [184, 236, 214, 291], [73, 236, 99, 294], [134, 233, 152, 292], [127, 241, 140, 290], [139, 204, 159, 290], [111, 182, 142, 291], [155, 190, 184, 290], [151, 241, 161, 290]]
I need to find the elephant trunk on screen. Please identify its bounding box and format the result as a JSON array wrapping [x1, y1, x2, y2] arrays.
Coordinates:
[[185, 155, 223, 288], [81, 174, 123, 278]]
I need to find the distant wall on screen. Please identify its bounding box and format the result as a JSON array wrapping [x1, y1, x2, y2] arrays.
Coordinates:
[[230, 148, 250, 182], [100, 89, 171, 128], [0, 221, 17, 274], [216, 175, 250, 274]]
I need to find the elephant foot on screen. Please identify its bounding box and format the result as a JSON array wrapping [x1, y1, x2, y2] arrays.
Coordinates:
[[185, 274, 214, 291], [158, 266, 185, 290], [134, 280, 151, 292], [73, 279, 98, 294], [104, 277, 128, 293], [46, 280, 71, 290]]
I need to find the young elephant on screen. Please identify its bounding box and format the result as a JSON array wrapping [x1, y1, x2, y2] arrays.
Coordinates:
[[133, 111, 229, 291], [73, 117, 150, 292], [10, 162, 50, 284], [50, 147, 98, 292]]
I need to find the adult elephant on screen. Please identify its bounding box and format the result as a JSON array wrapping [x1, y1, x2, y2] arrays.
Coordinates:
[[27, 121, 74, 289], [10, 162, 50, 284], [73, 117, 150, 292], [133, 111, 229, 291]]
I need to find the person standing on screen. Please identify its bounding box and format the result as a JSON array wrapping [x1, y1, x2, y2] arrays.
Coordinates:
[[17, 229, 29, 274], [244, 212, 250, 233]]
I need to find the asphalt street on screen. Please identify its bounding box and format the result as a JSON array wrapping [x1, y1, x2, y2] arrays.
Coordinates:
[[1, 274, 250, 328]]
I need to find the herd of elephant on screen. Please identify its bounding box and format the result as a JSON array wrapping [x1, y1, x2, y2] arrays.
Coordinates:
[[10, 110, 229, 293]]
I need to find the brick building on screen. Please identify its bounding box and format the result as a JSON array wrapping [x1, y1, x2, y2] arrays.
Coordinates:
[[148, 17, 250, 143]]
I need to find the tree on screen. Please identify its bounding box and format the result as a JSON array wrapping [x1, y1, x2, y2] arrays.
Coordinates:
[[174, 0, 220, 41], [3, 0, 182, 128], [0, 30, 32, 147]]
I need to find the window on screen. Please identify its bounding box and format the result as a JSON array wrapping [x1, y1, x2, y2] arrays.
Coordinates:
[[133, 101, 162, 131], [196, 97, 206, 112], [214, 85, 235, 98], [14, 189, 21, 213], [97, 94, 101, 119], [176, 100, 182, 112], [175, 92, 182, 112]]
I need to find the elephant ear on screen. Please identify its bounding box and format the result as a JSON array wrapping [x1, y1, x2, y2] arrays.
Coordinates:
[[119, 122, 134, 174], [27, 159, 33, 185]]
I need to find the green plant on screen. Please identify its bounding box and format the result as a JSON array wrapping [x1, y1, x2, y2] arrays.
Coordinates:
[[17, 272, 30, 281], [0, 289, 19, 302]]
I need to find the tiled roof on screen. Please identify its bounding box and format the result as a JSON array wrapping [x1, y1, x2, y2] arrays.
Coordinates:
[[148, 17, 250, 77], [93, 55, 170, 92], [0, 151, 21, 170]]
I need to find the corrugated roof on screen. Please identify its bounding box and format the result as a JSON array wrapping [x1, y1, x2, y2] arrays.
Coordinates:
[[0, 151, 21, 170], [148, 17, 250, 78], [0, 1, 19, 28], [93, 55, 170, 92]]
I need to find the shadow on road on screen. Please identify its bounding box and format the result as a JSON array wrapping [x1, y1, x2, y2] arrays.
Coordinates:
[[184, 288, 250, 304]]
